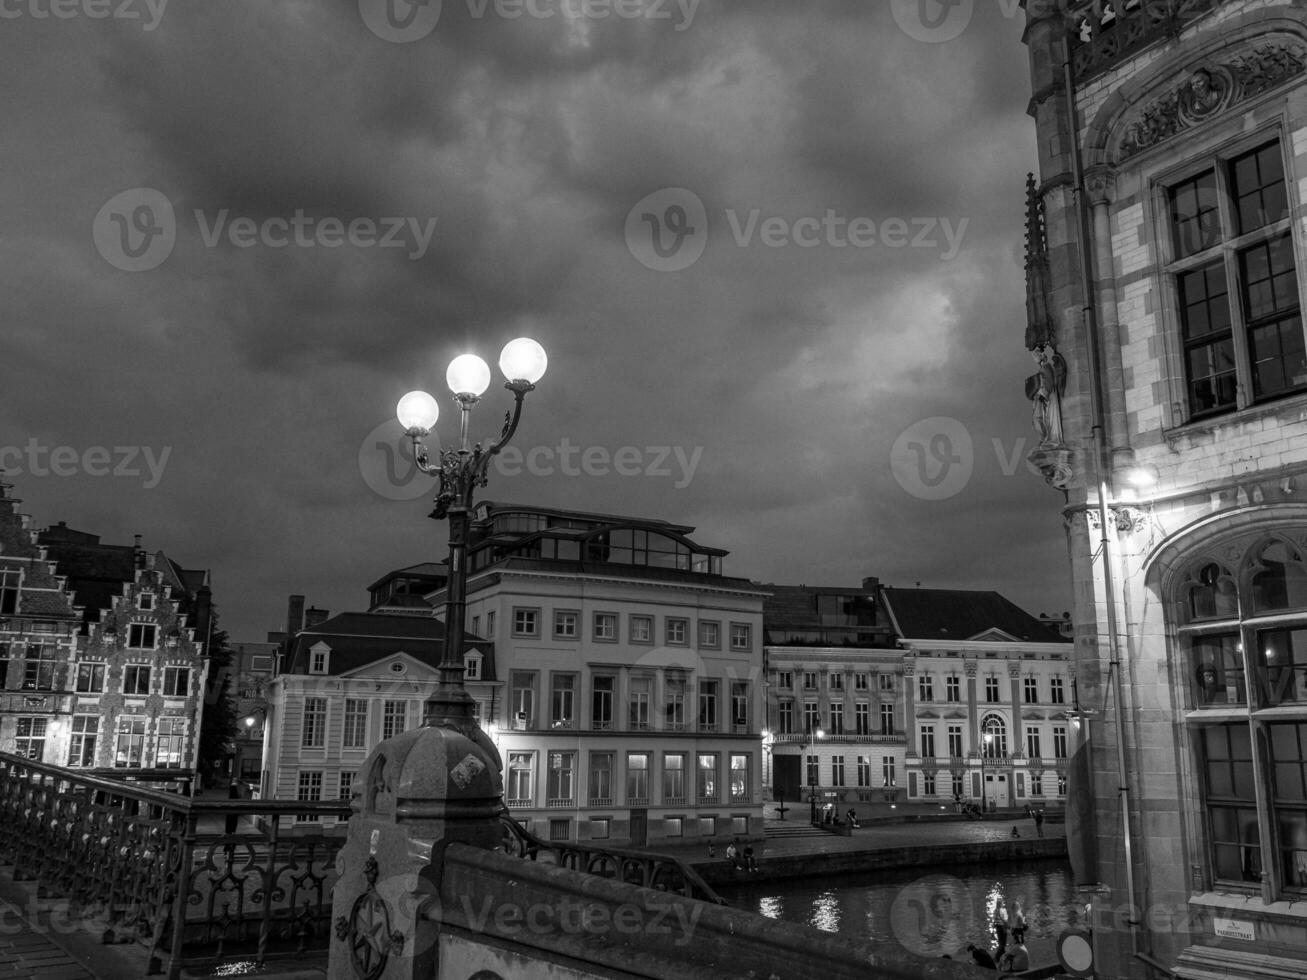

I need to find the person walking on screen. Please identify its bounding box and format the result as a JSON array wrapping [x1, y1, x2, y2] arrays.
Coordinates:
[[1034, 808, 1045, 838]]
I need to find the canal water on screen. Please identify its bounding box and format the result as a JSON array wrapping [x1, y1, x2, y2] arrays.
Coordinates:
[[716, 859, 1085, 967]]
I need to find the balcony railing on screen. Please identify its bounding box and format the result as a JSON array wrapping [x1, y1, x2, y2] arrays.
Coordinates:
[[1067, 0, 1228, 81], [771, 733, 905, 745], [0, 751, 350, 979], [663, 796, 687, 807], [587, 797, 612, 808], [546, 798, 575, 809]]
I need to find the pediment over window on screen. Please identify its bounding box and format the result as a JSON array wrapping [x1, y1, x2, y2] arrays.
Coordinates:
[[969, 628, 1018, 643]]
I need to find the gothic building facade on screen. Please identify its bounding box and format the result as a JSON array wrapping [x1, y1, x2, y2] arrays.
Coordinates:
[[1023, 3, 1307, 977]]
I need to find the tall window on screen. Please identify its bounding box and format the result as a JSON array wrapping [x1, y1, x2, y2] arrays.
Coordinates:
[[302, 698, 327, 747], [67, 716, 97, 767], [857, 756, 871, 788], [551, 673, 576, 728], [629, 675, 651, 730], [981, 716, 1007, 758], [547, 751, 575, 803], [1053, 725, 1068, 760], [75, 662, 105, 693], [114, 715, 146, 767], [163, 666, 190, 697], [984, 676, 1001, 703], [508, 752, 534, 804], [666, 673, 687, 729], [879, 673, 894, 694], [339, 772, 355, 800], [946, 675, 961, 702], [123, 664, 151, 695], [1026, 727, 1042, 760], [511, 672, 536, 728], [918, 674, 934, 702], [730, 754, 749, 801], [829, 672, 844, 692], [831, 755, 845, 787], [804, 701, 820, 732], [296, 771, 323, 822], [0, 570, 18, 614], [806, 753, 819, 788], [879, 702, 895, 736], [923, 771, 937, 796], [22, 645, 56, 690], [343, 699, 368, 749], [920, 725, 936, 759], [828, 701, 843, 735], [663, 753, 686, 802], [156, 717, 185, 767], [731, 682, 748, 730], [855, 702, 870, 736], [1167, 139, 1301, 420], [626, 753, 649, 802], [947, 724, 964, 758], [1050, 676, 1066, 705], [382, 700, 406, 739], [1177, 536, 1307, 893], [698, 679, 719, 731], [697, 753, 718, 802], [15, 717, 46, 760], [1024, 676, 1039, 703], [589, 752, 613, 804], [592, 675, 615, 730], [778, 701, 793, 734], [803, 672, 817, 690], [882, 757, 896, 787]]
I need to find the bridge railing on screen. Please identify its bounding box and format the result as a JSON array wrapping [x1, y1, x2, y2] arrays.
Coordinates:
[[498, 809, 727, 906], [0, 752, 352, 979]]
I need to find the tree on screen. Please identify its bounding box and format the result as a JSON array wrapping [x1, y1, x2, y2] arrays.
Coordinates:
[[197, 611, 238, 783]]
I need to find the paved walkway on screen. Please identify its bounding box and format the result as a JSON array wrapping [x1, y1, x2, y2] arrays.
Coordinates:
[[0, 896, 93, 980]]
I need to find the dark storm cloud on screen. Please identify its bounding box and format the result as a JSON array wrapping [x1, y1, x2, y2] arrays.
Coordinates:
[[0, 0, 1069, 637]]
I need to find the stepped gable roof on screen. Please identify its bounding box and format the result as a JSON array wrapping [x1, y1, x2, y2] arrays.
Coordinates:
[[881, 587, 1069, 643], [283, 611, 494, 680]]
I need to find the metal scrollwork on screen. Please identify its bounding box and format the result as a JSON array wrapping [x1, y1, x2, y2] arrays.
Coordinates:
[[342, 856, 403, 980]]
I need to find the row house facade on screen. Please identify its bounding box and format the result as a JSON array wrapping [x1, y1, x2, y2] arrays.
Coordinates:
[[0, 481, 211, 772], [446, 501, 769, 848], [261, 609, 492, 819], [1023, 2, 1307, 976]]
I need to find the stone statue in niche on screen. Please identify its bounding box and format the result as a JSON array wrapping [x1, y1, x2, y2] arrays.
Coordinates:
[[1182, 68, 1226, 118], [1025, 344, 1067, 447]]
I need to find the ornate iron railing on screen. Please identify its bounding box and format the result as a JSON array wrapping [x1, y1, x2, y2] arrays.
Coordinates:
[[0, 752, 351, 979], [498, 809, 726, 906]]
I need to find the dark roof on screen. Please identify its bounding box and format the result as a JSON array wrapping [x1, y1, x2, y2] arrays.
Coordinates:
[[476, 501, 698, 535], [880, 588, 1069, 643], [758, 583, 896, 648], [283, 611, 495, 680], [365, 563, 448, 591]]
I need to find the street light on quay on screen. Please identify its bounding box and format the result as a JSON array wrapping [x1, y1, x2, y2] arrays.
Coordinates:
[[396, 337, 548, 733], [808, 724, 825, 824], [982, 730, 994, 813]]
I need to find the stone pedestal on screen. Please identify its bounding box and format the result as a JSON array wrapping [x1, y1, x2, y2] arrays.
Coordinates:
[[328, 722, 502, 980]]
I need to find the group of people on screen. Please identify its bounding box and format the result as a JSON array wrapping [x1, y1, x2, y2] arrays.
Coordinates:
[[720, 838, 759, 872], [963, 898, 1030, 974]]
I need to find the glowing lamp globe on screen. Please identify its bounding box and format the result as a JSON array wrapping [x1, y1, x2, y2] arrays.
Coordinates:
[[499, 338, 548, 384], [447, 354, 491, 397], [397, 390, 440, 432]]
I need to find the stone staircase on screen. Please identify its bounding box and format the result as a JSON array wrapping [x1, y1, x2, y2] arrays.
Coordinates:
[[764, 820, 834, 840]]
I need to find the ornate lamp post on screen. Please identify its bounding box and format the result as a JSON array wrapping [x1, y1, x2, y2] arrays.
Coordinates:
[[807, 724, 824, 824], [396, 338, 547, 733], [982, 730, 995, 813]]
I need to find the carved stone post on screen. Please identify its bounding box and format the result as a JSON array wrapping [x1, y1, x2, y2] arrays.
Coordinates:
[[328, 725, 503, 980]]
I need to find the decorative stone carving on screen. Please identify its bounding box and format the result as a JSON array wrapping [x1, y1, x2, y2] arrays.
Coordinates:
[[1119, 44, 1307, 159]]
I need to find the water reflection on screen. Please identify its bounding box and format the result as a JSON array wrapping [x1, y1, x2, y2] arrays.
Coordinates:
[[716, 860, 1085, 967]]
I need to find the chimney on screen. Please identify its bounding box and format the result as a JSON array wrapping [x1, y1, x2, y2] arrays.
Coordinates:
[[304, 606, 329, 629], [133, 535, 146, 570], [287, 595, 306, 638], [861, 576, 879, 593]]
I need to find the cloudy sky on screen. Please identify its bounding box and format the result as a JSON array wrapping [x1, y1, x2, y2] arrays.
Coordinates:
[[0, 0, 1071, 640]]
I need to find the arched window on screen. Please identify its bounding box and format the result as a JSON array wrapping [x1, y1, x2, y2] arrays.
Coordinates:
[[980, 714, 1006, 759], [1174, 530, 1307, 895]]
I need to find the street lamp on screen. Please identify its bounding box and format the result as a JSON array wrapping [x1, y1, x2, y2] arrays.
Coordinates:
[[397, 337, 547, 732], [982, 730, 995, 813], [808, 724, 825, 824]]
